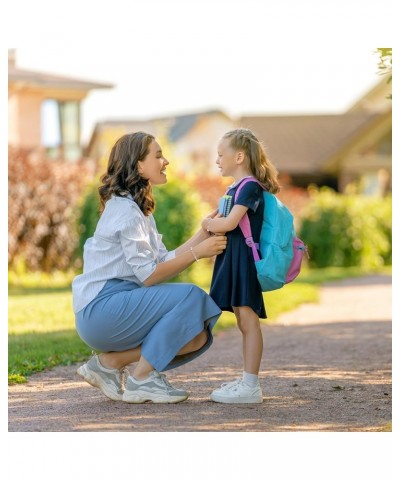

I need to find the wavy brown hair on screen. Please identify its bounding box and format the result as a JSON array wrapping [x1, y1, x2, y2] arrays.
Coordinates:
[[223, 128, 280, 193], [98, 132, 156, 215]]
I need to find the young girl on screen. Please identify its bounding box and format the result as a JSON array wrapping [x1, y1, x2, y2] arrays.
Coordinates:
[[202, 128, 280, 404]]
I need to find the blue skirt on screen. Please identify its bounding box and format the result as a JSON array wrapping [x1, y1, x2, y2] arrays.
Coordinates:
[[75, 279, 221, 372]]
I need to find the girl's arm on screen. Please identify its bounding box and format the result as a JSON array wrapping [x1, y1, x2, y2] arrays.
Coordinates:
[[202, 205, 248, 234]]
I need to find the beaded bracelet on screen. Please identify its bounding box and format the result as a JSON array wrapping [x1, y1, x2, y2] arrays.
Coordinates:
[[190, 247, 199, 262]]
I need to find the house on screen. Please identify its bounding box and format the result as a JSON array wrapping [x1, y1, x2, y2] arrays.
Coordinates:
[[8, 49, 113, 161], [86, 110, 236, 174], [86, 76, 391, 195], [241, 77, 392, 195]]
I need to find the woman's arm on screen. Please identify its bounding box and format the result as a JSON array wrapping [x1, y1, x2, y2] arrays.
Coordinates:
[[202, 205, 249, 234], [174, 228, 210, 256], [143, 234, 227, 287]]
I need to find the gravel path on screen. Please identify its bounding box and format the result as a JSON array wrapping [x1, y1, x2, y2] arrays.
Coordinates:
[[8, 275, 392, 432]]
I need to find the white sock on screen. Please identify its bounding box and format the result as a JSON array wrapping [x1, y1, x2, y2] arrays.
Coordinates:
[[242, 371, 259, 388]]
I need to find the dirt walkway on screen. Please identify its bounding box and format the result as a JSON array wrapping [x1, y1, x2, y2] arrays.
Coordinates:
[[8, 275, 392, 432]]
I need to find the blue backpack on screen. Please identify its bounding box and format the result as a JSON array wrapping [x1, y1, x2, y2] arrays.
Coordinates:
[[233, 178, 307, 292]]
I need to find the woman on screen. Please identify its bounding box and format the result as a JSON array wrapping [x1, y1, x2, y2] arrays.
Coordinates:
[[72, 132, 227, 404]]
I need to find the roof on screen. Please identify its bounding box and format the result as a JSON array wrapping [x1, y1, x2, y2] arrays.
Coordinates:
[[8, 65, 113, 91], [347, 75, 392, 113], [90, 109, 230, 142], [240, 113, 379, 174]]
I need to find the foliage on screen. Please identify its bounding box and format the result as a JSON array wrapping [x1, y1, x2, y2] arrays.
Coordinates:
[[189, 174, 232, 210], [8, 147, 92, 271], [76, 181, 102, 261], [276, 184, 310, 230], [299, 188, 392, 268], [153, 178, 206, 251], [376, 48, 392, 99]]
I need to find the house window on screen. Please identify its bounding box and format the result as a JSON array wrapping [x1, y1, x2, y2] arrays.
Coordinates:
[[60, 101, 81, 161], [41, 99, 61, 157], [41, 99, 81, 161], [377, 130, 392, 156]]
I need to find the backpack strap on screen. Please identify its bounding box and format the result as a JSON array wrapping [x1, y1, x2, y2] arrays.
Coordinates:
[[234, 177, 265, 262]]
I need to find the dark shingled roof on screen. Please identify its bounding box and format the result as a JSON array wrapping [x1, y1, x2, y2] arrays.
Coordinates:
[[240, 113, 378, 174]]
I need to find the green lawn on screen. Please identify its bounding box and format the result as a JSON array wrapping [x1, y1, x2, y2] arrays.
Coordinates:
[[8, 265, 391, 384]]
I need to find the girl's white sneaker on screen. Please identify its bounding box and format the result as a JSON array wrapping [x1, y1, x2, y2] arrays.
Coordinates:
[[210, 379, 263, 404]]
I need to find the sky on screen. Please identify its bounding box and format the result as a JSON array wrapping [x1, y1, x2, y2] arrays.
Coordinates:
[[2, 0, 396, 476], [4, 0, 394, 144]]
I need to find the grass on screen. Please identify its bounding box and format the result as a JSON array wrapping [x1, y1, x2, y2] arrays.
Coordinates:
[[376, 421, 392, 432], [8, 265, 391, 384]]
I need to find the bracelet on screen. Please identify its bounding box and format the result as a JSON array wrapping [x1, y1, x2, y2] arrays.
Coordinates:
[[190, 247, 199, 262]]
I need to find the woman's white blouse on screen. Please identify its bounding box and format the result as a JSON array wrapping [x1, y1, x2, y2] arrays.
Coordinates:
[[72, 195, 176, 313]]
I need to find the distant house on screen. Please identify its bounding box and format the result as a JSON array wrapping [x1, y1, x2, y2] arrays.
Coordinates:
[[241, 77, 391, 195], [86, 76, 391, 195], [8, 49, 113, 161], [86, 110, 235, 174]]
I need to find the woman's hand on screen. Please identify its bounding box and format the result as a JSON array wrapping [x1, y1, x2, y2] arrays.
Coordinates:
[[193, 234, 227, 259]]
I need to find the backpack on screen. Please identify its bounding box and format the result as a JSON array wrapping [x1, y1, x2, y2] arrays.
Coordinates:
[[233, 177, 308, 292]]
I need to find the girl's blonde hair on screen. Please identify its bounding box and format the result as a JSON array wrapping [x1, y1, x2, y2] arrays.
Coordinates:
[[98, 132, 156, 215], [223, 128, 280, 193]]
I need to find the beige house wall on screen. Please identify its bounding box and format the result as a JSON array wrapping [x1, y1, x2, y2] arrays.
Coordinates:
[[173, 115, 235, 175], [8, 90, 43, 148], [9, 81, 90, 151], [337, 118, 391, 194]]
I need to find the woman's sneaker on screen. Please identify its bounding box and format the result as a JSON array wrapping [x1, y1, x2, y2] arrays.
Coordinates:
[[77, 355, 128, 401], [122, 371, 189, 404], [210, 379, 263, 404]]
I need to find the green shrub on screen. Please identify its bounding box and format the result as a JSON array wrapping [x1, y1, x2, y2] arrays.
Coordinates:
[[153, 178, 205, 250], [299, 188, 392, 268], [76, 181, 101, 261]]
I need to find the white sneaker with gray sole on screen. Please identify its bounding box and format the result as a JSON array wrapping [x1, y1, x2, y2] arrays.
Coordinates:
[[210, 379, 263, 404], [77, 355, 128, 401], [122, 371, 189, 404]]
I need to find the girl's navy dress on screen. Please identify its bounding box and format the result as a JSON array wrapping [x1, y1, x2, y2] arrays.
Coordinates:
[[210, 178, 267, 318]]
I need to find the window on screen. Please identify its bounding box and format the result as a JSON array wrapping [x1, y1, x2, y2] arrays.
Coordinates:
[[41, 99, 61, 157], [41, 99, 81, 160]]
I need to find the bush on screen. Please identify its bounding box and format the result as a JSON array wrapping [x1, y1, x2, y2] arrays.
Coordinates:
[[299, 188, 392, 268], [8, 148, 92, 271], [190, 174, 231, 210], [76, 181, 102, 261], [153, 178, 205, 250]]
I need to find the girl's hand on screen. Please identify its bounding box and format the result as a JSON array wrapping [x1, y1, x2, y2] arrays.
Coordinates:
[[193, 234, 227, 259]]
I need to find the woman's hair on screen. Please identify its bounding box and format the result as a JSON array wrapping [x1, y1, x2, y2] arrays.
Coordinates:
[[223, 128, 280, 193], [98, 132, 156, 215]]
